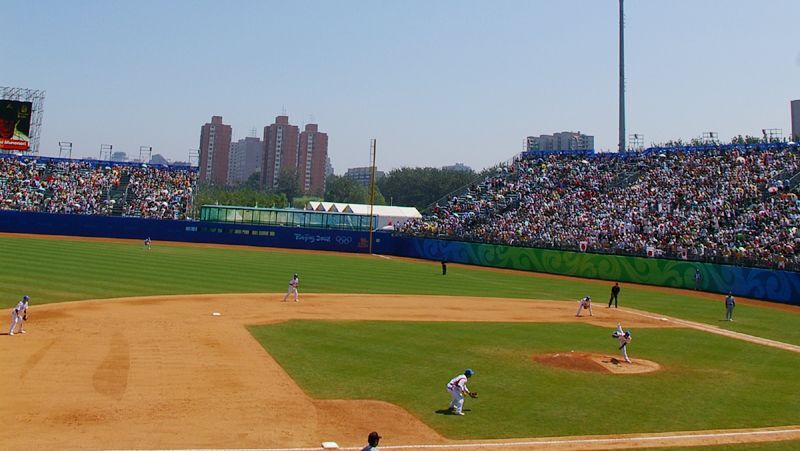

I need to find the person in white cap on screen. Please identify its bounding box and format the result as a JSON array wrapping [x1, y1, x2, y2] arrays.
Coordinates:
[[8, 295, 29, 336]]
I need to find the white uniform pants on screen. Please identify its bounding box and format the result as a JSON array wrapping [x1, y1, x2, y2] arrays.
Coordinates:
[[620, 342, 630, 363], [283, 286, 298, 302], [8, 312, 23, 335], [446, 385, 465, 413], [576, 302, 592, 316]]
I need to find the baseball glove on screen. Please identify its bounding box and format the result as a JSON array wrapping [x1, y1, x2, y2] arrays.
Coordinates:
[[468, 391, 478, 398], [22, 314, 27, 321], [583, 304, 589, 309]]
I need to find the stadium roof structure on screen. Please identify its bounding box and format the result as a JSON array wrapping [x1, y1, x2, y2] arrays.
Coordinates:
[[306, 201, 421, 224]]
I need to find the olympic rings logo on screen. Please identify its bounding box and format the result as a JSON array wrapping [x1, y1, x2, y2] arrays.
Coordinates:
[[335, 236, 353, 245]]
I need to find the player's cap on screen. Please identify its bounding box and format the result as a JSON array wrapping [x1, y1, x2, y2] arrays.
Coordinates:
[[464, 368, 474, 377], [22, 295, 29, 301], [293, 273, 298, 277], [625, 330, 631, 337], [368, 431, 381, 445]]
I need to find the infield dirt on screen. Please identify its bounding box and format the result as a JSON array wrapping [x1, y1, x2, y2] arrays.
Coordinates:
[[3, 293, 800, 450]]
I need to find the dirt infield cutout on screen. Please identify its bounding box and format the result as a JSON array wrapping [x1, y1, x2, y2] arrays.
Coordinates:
[[532, 351, 661, 374], [1, 293, 798, 450]]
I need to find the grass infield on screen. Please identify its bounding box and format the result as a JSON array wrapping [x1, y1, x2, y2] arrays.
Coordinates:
[[2, 235, 799, 345], [249, 320, 800, 439]]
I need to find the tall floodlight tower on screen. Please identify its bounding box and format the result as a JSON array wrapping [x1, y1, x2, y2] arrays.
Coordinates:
[[618, 0, 626, 152]]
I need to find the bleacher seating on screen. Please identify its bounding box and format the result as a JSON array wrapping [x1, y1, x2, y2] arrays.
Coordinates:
[[401, 143, 800, 272]]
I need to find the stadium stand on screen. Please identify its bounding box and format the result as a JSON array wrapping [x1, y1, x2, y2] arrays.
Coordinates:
[[0, 155, 197, 220], [401, 143, 800, 272]]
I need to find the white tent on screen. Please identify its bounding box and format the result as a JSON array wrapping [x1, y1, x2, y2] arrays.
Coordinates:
[[305, 201, 421, 229]]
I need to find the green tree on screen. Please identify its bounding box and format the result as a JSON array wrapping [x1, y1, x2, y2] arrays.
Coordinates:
[[276, 167, 300, 203], [193, 184, 287, 217], [378, 167, 477, 210], [324, 175, 385, 205]]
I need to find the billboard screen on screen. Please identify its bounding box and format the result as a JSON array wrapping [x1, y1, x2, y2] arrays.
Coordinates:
[[0, 100, 33, 151]]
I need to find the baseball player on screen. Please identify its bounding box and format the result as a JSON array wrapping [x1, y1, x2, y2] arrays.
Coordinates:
[[282, 273, 299, 302], [144, 237, 151, 250], [8, 295, 29, 336], [445, 368, 474, 416], [612, 323, 632, 363], [575, 295, 593, 317], [724, 292, 736, 321]]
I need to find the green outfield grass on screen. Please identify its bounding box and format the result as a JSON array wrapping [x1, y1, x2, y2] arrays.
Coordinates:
[[249, 320, 800, 439], [2, 235, 800, 346]]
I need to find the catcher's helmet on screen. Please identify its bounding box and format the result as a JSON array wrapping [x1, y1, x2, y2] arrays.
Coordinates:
[[464, 368, 474, 377]]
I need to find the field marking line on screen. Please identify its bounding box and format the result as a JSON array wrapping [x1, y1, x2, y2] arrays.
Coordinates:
[[180, 427, 800, 450], [624, 309, 800, 353]]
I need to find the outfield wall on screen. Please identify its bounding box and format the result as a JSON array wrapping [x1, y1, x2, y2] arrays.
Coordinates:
[[0, 210, 797, 305], [0, 210, 382, 254], [389, 236, 800, 306]]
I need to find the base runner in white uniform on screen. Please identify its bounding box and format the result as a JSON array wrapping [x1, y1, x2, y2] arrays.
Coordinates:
[[445, 368, 473, 416], [575, 295, 593, 317], [8, 295, 29, 336], [282, 274, 299, 302]]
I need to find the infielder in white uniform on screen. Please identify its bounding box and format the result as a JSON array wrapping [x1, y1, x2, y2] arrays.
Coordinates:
[[445, 368, 473, 416], [612, 323, 632, 363], [575, 295, 593, 317], [8, 295, 29, 336], [282, 274, 299, 302]]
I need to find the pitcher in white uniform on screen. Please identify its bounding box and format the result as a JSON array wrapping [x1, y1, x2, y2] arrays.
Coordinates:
[[612, 323, 632, 363]]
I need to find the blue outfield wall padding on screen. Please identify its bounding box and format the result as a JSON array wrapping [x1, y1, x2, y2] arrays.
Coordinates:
[[0, 210, 386, 254], [388, 235, 800, 306]]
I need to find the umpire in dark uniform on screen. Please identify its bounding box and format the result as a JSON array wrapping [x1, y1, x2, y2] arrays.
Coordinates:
[[608, 282, 621, 308]]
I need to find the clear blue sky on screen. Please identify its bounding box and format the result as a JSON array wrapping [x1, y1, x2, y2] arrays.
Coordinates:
[[6, 0, 799, 173]]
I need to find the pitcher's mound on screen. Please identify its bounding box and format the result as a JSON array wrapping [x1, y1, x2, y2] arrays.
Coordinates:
[[532, 352, 660, 374]]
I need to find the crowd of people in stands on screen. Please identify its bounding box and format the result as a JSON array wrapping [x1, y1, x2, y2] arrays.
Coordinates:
[[122, 166, 195, 219], [0, 155, 197, 220], [401, 144, 800, 271]]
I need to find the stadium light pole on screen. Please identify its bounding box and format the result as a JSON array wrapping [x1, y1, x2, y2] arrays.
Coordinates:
[[58, 141, 72, 159], [100, 144, 112, 161], [368, 139, 377, 255], [618, 0, 626, 152]]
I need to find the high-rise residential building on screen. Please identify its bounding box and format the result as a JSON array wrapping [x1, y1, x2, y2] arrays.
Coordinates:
[[110, 151, 127, 162], [527, 131, 594, 152], [792, 100, 800, 141], [262, 116, 300, 190], [325, 155, 334, 178], [227, 136, 264, 185], [344, 166, 385, 187], [298, 124, 328, 195], [199, 116, 232, 185]]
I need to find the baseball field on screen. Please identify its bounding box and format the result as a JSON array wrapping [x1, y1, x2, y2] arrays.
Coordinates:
[[1, 233, 800, 450]]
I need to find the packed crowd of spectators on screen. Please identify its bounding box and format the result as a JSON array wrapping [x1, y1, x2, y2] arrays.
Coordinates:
[[400, 144, 800, 271], [0, 155, 197, 220], [122, 166, 195, 219]]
